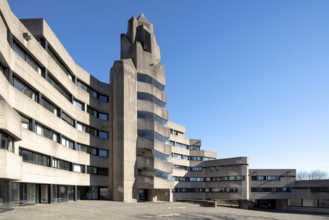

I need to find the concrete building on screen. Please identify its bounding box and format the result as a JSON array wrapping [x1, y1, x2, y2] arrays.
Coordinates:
[[0, 0, 328, 212]]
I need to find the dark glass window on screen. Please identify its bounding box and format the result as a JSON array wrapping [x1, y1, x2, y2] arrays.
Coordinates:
[[99, 131, 108, 139], [13, 41, 44, 76], [61, 111, 75, 127], [98, 95, 108, 103], [98, 149, 108, 157], [48, 46, 74, 82], [73, 99, 85, 111], [36, 124, 58, 142], [19, 148, 50, 166], [87, 166, 108, 176], [52, 158, 71, 171], [137, 73, 165, 91], [137, 92, 165, 107], [41, 97, 59, 116], [0, 132, 14, 152], [137, 111, 167, 125], [13, 77, 38, 102], [0, 60, 5, 73], [98, 113, 108, 121], [61, 136, 74, 149], [46, 73, 71, 101], [154, 150, 170, 162], [138, 130, 168, 143]]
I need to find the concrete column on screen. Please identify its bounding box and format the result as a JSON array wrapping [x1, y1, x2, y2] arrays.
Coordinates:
[[74, 185, 78, 201], [110, 59, 137, 202]]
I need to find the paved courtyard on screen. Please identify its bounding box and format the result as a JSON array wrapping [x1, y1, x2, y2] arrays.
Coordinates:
[[0, 201, 329, 220]]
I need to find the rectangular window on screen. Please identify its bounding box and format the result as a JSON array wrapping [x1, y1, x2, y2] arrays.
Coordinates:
[[75, 143, 87, 152], [13, 77, 38, 102], [303, 199, 318, 207], [61, 111, 74, 127], [41, 97, 59, 116], [98, 95, 108, 102], [73, 164, 85, 173], [77, 80, 88, 91], [99, 113, 108, 121], [319, 199, 329, 208], [73, 99, 85, 111], [52, 158, 71, 171], [99, 131, 108, 139], [13, 41, 44, 76], [46, 73, 71, 101], [0, 60, 5, 73], [98, 149, 108, 157], [36, 124, 58, 142], [48, 46, 75, 82], [19, 148, 50, 166], [21, 115, 31, 130], [61, 136, 74, 149], [0, 132, 14, 152]]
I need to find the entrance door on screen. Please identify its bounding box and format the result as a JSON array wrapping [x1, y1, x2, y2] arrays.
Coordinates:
[[138, 189, 148, 202]]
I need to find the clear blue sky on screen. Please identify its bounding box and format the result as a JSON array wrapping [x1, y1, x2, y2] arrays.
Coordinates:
[[8, 0, 329, 172]]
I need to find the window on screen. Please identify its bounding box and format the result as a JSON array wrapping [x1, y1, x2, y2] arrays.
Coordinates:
[[21, 115, 31, 130], [99, 113, 108, 121], [189, 167, 202, 172], [0, 60, 5, 73], [98, 149, 108, 157], [154, 169, 172, 180], [73, 164, 85, 173], [48, 46, 74, 82], [0, 132, 14, 152], [36, 124, 58, 142], [251, 187, 291, 193], [61, 136, 74, 149], [319, 199, 329, 208], [210, 188, 238, 193], [13, 41, 44, 76], [138, 130, 168, 143], [73, 99, 85, 111], [98, 95, 108, 102], [77, 80, 88, 91], [87, 166, 108, 176], [137, 92, 165, 107], [189, 146, 200, 150], [41, 97, 59, 116], [137, 73, 165, 91], [154, 150, 171, 162], [19, 148, 50, 166], [61, 111, 74, 127], [175, 142, 188, 149], [13, 77, 38, 102], [52, 158, 71, 171], [75, 143, 88, 153], [251, 176, 280, 181], [87, 106, 109, 121], [99, 131, 108, 139], [46, 73, 71, 101], [288, 199, 302, 207], [137, 111, 167, 125]]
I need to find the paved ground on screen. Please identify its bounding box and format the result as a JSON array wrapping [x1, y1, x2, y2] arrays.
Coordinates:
[[0, 201, 329, 220]]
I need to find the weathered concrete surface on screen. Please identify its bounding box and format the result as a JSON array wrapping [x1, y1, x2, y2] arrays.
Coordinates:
[[0, 201, 328, 220]]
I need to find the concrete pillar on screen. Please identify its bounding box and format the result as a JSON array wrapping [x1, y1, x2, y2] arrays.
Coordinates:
[[110, 59, 137, 202]]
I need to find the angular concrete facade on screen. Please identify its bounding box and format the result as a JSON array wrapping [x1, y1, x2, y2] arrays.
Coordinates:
[[0, 0, 328, 213]]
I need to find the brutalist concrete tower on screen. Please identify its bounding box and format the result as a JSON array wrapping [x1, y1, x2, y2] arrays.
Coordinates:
[[110, 14, 173, 202]]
